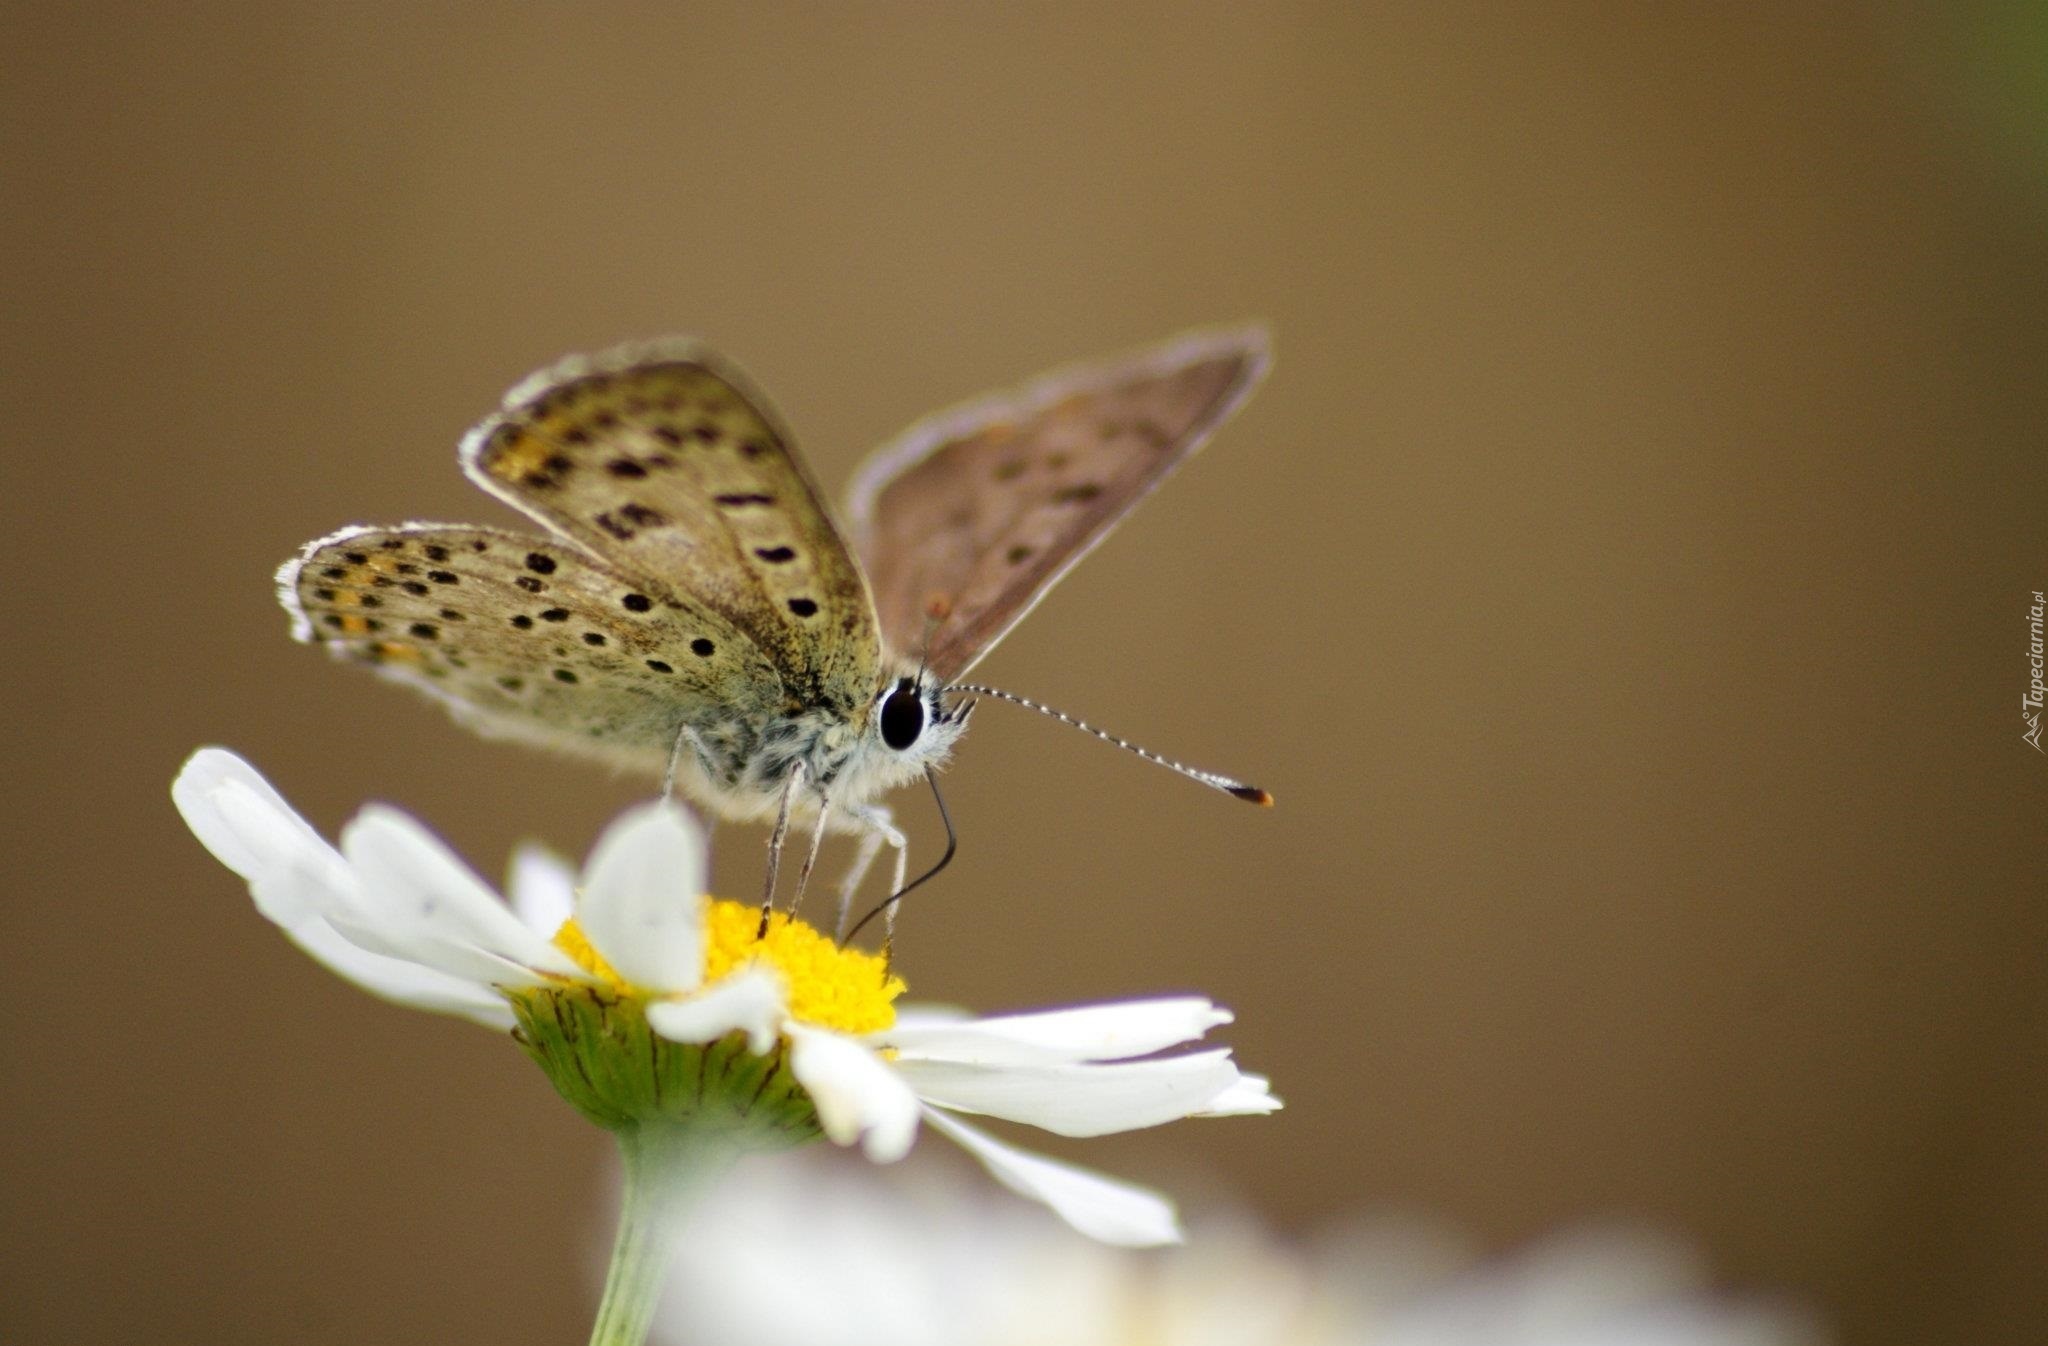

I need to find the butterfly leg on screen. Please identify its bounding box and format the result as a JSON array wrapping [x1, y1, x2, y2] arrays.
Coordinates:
[[834, 803, 907, 939], [759, 759, 808, 937], [789, 786, 832, 923], [835, 825, 887, 939], [663, 722, 712, 803]]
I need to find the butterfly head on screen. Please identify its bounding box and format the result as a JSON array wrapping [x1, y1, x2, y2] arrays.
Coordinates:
[[870, 671, 971, 769]]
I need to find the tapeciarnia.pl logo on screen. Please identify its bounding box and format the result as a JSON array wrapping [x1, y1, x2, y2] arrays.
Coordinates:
[[2026, 591, 2044, 752]]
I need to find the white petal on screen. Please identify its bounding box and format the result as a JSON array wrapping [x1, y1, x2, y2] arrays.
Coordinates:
[[574, 801, 706, 993], [173, 747, 353, 926], [892, 1049, 1244, 1137], [875, 997, 1234, 1065], [173, 750, 512, 1026], [1199, 1072, 1282, 1116], [787, 1026, 921, 1161], [646, 967, 786, 1055], [340, 806, 583, 987], [921, 1108, 1183, 1247], [277, 917, 517, 1029], [885, 1003, 974, 1030], [507, 842, 576, 937]]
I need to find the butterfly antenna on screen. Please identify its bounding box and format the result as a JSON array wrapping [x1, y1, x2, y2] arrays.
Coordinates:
[[845, 768, 957, 949], [946, 684, 1274, 806]]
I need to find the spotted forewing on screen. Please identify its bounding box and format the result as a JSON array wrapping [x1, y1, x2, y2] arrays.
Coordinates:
[[845, 327, 1271, 682], [459, 342, 880, 715]]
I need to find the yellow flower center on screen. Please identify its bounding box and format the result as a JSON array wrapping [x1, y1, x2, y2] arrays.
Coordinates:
[[549, 897, 903, 1036], [551, 919, 625, 983]]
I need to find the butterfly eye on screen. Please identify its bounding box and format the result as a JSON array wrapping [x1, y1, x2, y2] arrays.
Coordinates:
[[879, 682, 926, 751]]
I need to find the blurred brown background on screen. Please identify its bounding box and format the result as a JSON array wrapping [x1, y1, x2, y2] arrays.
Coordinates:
[[5, 5, 2044, 1343]]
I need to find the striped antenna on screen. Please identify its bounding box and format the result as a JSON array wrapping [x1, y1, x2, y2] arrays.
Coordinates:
[[946, 684, 1273, 806]]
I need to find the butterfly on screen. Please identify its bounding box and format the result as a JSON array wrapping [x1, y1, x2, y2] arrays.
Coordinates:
[[278, 327, 1272, 933]]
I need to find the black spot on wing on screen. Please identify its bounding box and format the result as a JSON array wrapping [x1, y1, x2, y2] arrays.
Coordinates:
[[1133, 419, 1172, 449], [593, 502, 666, 541]]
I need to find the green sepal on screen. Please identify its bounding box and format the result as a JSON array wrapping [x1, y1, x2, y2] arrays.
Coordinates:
[[509, 982, 819, 1146]]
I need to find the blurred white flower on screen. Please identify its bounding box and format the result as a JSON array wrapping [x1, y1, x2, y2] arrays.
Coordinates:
[[173, 746, 1276, 1244], [654, 1153, 1830, 1346]]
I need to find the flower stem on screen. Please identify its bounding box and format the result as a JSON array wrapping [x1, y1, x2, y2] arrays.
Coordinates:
[[587, 1124, 739, 1346]]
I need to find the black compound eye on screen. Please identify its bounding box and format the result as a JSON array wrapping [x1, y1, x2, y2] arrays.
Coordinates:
[[879, 683, 925, 751]]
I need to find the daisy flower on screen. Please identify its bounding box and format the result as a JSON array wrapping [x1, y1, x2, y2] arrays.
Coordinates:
[[173, 747, 1276, 1338], [655, 1152, 1831, 1346]]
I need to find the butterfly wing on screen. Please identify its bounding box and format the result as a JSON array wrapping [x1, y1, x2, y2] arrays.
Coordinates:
[[278, 523, 780, 774], [459, 339, 882, 718], [844, 327, 1271, 682]]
